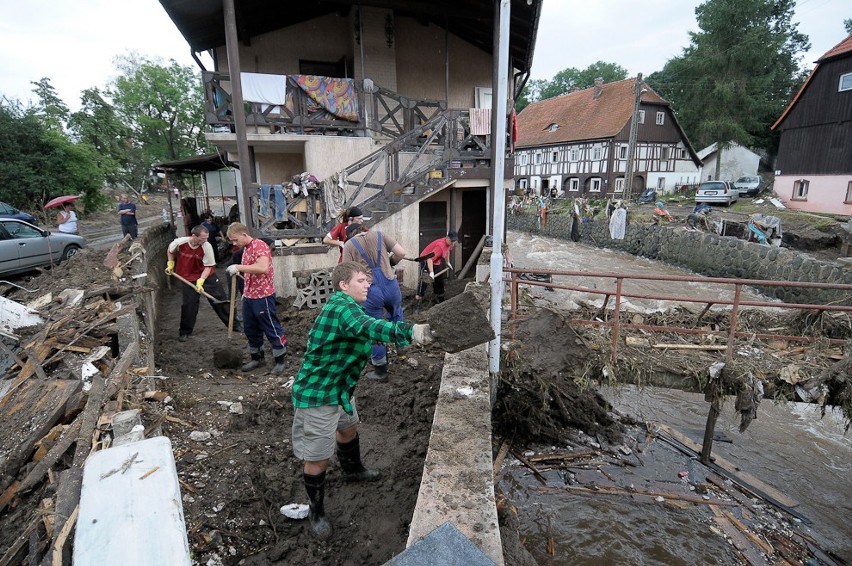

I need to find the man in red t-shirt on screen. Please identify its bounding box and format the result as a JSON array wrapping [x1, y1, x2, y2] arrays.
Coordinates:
[[165, 225, 234, 341], [414, 230, 457, 312], [322, 206, 364, 263], [226, 223, 288, 374]]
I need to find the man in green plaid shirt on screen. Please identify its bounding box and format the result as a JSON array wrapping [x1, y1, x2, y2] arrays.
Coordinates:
[[292, 261, 434, 540]]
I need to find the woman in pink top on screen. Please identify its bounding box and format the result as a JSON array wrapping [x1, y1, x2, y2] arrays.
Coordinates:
[[323, 206, 364, 263]]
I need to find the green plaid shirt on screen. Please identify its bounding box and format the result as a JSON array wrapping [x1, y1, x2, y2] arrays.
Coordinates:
[[292, 291, 413, 413]]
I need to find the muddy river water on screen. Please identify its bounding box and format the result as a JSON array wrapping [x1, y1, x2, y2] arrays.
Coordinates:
[[501, 231, 851, 564]]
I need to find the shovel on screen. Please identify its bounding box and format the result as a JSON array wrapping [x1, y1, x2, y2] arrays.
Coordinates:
[[401, 251, 435, 263], [169, 272, 228, 304], [228, 273, 237, 338]]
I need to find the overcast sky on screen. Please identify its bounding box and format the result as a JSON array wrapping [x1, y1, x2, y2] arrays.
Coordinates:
[[0, 0, 848, 111]]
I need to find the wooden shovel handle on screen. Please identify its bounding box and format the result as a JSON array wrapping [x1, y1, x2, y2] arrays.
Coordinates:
[[228, 273, 237, 338]]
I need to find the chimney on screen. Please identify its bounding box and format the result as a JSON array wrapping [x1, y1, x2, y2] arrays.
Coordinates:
[[593, 77, 604, 99]]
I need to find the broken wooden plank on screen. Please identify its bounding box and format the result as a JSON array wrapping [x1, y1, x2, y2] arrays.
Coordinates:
[[652, 343, 728, 351], [0, 379, 82, 494], [656, 424, 799, 509], [709, 505, 767, 566], [528, 450, 597, 463], [0, 515, 40, 566]]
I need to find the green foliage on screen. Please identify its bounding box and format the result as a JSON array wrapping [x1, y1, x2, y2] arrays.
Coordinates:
[[30, 78, 69, 133], [0, 99, 106, 214], [516, 62, 628, 111], [109, 53, 207, 178], [647, 0, 810, 156], [845, 18, 852, 35], [68, 88, 131, 186]]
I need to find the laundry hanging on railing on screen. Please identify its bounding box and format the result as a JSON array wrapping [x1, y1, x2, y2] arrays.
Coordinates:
[[241, 72, 288, 105], [285, 75, 359, 122], [258, 184, 287, 222], [470, 107, 491, 135]]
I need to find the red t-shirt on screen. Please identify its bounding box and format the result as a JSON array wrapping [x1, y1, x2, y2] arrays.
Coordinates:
[[242, 238, 276, 299], [330, 222, 348, 263], [420, 237, 452, 268], [175, 242, 206, 282]]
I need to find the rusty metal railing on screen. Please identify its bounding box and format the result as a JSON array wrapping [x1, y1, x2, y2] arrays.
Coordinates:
[[505, 267, 852, 365]]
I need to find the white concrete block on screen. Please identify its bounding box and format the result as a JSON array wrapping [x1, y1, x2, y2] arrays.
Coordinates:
[[74, 436, 191, 566]]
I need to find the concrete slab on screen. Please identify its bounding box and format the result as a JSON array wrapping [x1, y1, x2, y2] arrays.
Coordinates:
[[74, 436, 191, 566], [387, 522, 496, 566], [406, 345, 503, 564]]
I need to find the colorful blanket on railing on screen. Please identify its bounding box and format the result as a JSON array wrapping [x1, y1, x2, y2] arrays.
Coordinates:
[[285, 75, 359, 122]]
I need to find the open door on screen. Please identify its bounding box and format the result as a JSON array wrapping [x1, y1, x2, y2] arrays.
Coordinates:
[[460, 190, 486, 269]]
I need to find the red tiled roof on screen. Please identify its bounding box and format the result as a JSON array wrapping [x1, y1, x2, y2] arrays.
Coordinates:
[[818, 34, 852, 62], [773, 35, 852, 130], [515, 78, 668, 148]]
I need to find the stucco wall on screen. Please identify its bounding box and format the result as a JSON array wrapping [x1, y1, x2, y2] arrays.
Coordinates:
[[506, 212, 852, 305], [775, 174, 852, 216]]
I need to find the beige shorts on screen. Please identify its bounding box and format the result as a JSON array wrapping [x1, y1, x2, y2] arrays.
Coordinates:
[[292, 401, 360, 461]]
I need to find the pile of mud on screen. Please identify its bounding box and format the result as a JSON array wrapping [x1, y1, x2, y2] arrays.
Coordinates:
[[495, 308, 624, 445]]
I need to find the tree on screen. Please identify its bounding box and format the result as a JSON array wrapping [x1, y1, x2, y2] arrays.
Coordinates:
[[845, 18, 852, 35], [517, 62, 628, 111], [30, 78, 69, 133], [0, 99, 106, 214], [109, 53, 207, 188], [647, 0, 810, 157], [68, 87, 131, 186]]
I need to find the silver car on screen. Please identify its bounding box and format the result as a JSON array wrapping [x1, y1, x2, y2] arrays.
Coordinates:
[[0, 219, 86, 276], [695, 181, 739, 206], [733, 176, 761, 197]]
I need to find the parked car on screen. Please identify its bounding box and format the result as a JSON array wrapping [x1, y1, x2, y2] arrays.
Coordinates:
[[0, 201, 38, 225], [695, 180, 739, 206], [0, 219, 86, 276], [733, 176, 761, 197]]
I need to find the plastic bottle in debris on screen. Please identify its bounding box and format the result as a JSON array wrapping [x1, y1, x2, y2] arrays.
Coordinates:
[[161, 208, 170, 227]]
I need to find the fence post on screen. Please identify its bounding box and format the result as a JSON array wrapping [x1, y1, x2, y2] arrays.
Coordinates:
[[610, 277, 624, 364]]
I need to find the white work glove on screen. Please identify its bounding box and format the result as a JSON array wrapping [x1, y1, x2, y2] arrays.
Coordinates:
[[412, 324, 435, 345], [429, 272, 435, 280], [446, 261, 453, 271], [226, 264, 240, 277]]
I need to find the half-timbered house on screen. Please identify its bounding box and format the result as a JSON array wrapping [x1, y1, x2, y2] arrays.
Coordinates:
[[514, 78, 701, 198], [772, 35, 852, 215]]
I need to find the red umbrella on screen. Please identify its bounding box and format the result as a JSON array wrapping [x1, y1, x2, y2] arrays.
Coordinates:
[[44, 195, 81, 209]]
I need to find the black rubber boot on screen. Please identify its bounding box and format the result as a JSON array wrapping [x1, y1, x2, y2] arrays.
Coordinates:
[[271, 353, 286, 375], [303, 471, 332, 540], [337, 436, 382, 483], [241, 351, 265, 371], [364, 362, 388, 382]]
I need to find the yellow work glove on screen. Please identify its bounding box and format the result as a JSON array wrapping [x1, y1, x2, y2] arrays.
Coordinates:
[[165, 260, 175, 275], [195, 278, 205, 294]]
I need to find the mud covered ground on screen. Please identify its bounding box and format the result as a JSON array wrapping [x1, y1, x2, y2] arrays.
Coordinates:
[[151, 279, 469, 565]]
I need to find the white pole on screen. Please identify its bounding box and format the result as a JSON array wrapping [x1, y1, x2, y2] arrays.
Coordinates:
[[488, 0, 511, 376]]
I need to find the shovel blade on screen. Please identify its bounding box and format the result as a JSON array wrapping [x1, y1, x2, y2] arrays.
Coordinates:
[[426, 290, 494, 353]]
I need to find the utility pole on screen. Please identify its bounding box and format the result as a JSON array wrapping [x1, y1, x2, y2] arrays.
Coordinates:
[[624, 73, 643, 202]]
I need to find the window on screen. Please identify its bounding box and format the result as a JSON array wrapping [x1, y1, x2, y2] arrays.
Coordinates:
[[534, 153, 542, 165], [661, 147, 670, 160], [656, 112, 665, 125], [568, 178, 580, 192], [519, 154, 528, 165], [570, 149, 579, 161], [792, 179, 809, 200], [638, 110, 645, 124], [519, 179, 528, 190], [614, 177, 625, 192], [551, 151, 559, 163], [618, 145, 628, 159], [546, 123, 559, 132], [840, 72, 852, 92], [593, 146, 602, 160], [590, 178, 602, 192], [657, 178, 666, 190], [679, 148, 687, 159], [845, 181, 852, 203]]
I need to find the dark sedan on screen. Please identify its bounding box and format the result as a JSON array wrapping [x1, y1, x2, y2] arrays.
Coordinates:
[[0, 201, 38, 225], [0, 219, 86, 276]]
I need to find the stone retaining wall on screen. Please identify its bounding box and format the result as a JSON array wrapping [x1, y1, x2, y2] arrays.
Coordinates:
[[507, 212, 852, 305]]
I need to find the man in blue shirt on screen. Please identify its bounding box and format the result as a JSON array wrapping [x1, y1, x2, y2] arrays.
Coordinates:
[[117, 194, 138, 239]]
